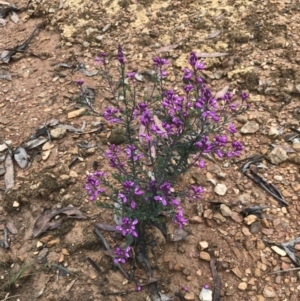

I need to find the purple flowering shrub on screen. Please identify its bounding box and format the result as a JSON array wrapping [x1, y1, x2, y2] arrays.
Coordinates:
[[82, 46, 249, 264]]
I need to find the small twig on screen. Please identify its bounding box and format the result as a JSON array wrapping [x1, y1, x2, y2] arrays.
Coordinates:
[[87, 257, 103, 275], [268, 267, 300, 275], [1, 294, 21, 301]]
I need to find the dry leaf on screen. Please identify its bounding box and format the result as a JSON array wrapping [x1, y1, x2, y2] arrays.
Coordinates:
[[14, 146, 28, 169], [10, 11, 19, 23], [156, 44, 178, 53], [4, 153, 14, 191], [197, 52, 228, 58], [32, 207, 87, 237], [6, 220, 18, 234], [207, 29, 222, 39], [215, 85, 229, 99]]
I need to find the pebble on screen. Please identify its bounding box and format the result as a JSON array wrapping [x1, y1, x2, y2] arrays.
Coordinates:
[[214, 183, 227, 196], [244, 214, 257, 225], [250, 221, 262, 234], [238, 282, 247, 291], [199, 251, 211, 261], [50, 128, 67, 139], [271, 246, 287, 257], [273, 175, 283, 181], [67, 108, 86, 119], [240, 121, 259, 134], [183, 292, 195, 300], [220, 204, 232, 217], [263, 286, 277, 298], [198, 241, 209, 250], [267, 147, 288, 165], [268, 126, 279, 137], [239, 193, 251, 205]]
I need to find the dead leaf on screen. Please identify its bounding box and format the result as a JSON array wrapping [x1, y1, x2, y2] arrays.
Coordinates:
[[1, 50, 11, 63], [14, 146, 28, 169], [32, 207, 87, 237], [10, 11, 19, 23], [156, 44, 179, 53], [24, 137, 48, 149], [4, 153, 14, 191], [215, 85, 229, 99], [6, 220, 18, 234], [197, 52, 229, 58], [59, 0, 64, 9], [66, 278, 77, 292], [153, 115, 167, 136], [207, 29, 222, 39]]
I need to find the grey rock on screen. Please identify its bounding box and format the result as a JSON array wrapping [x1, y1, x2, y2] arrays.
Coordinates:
[[239, 193, 251, 205], [50, 128, 67, 139], [240, 121, 259, 134], [268, 147, 288, 165], [263, 286, 277, 298], [214, 183, 227, 196], [220, 204, 232, 217]]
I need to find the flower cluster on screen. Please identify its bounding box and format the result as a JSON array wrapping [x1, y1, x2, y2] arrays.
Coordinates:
[[82, 46, 249, 265], [85, 171, 105, 201]]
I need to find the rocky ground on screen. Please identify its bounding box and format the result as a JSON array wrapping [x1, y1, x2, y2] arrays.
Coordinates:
[[1, 0, 300, 300]]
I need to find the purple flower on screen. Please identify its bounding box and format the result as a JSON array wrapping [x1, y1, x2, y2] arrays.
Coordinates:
[[241, 91, 249, 101], [95, 56, 102, 65], [195, 61, 205, 70], [85, 171, 105, 201], [137, 285, 142, 291], [153, 57, 168, 66], [198, 160, 205, 169], [104, 107, 121, 123], [183, 68, 192, 80], [231, 140, 243, 156], [116, 217, 138, 237], [204, 284, 209, 289], [114, 246, 131, 264], [75, 79, 84, 86], [131, 201, 136, 210], [228, 123, 236, 134], [125, 145, 143, 161], [134, 185, 144, 195], [160, 70, 167, 78], [154, 196, 167, 206], [160, 182, 172, 195], [126, 72, 136, 79], [184, 84, 193, 93], [182, 285, 189, 292], [174, 206, 187, 228], [189, 185, 204, 199], [140, 109, 152, 126], [106, 145, 124, 169], [188, 51, 198, 67], [117, 45, 125, 65], [118, 192, 127, 203], [123, 180, 135, 191]]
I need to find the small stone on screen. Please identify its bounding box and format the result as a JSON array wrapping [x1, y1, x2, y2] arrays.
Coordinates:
[[291, 182, 300, 192], [69, 171, 78, 178], [214, 183, 227, 196], [263, 286, 277, 298], [267, 147, 288, 165], [231, 267, 243, 279], [174, 263, 184, 271], [242, 226, 252, 236], [240, 121, 259, 134], [271, 246, 287, 257], [273, 175, 283, 181], [268, 126, 279, 137], [108, 128, 127, 145], [199, 251, 211, 261], [256, 296, 265, 301], [12, 201, 19, 208], [62, 248, 70, 256], [213, 212, 226, 224], [42, 150, 51, 161], [36, 241, 43, 248], [50, 128, 67, 139], [46, 238, 60, 248], [184, 292, 195, 300], [256, 239, 265, 250], [294, 244, 300, 251], [199, 287, 212, 301], [231, 212, 243, 223], [250, 221, 262, 234], [198, 241, 209, 250], [42, 142, 54, 151], [239, 193, 251, 205], [67, 108, 86, 119], [82, 41, 90, 48], [244, 214, 257, 225], [293, 142, 300, 152], [220, 204, 232, 217], [238, 282, 247, 291], [58, 253, 64, 263]]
